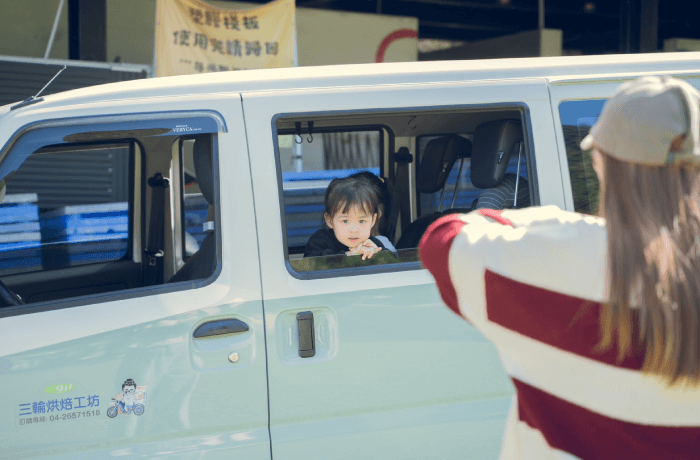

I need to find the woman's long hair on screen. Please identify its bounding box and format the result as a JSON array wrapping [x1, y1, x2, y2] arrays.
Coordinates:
[[598, 151, 700, 386]]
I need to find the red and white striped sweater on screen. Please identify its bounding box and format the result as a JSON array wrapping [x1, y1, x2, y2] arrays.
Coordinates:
[[419, 206, 700, 460]]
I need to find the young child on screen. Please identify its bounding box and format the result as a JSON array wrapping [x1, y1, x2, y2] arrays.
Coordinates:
[[304, 176, 385, 259]]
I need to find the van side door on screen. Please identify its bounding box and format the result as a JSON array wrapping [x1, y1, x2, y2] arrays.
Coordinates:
[[242, 78, 562, 459], [0, 94, 270, 459]]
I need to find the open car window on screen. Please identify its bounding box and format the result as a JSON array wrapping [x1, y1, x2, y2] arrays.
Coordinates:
[[274, 106, 535, 279]]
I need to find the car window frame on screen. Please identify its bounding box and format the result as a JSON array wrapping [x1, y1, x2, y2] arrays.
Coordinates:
[[0, 111, 225, 318], [271, 102, 538, 280]]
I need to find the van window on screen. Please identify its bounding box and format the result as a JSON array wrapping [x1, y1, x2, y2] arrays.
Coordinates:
[[274, 108, 534, 278], [0, 144, 130, 278], [0, 114, 221, 312], [558, 99, 606, 214]]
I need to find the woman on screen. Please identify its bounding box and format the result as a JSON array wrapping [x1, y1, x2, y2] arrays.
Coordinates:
[[419, 76, 700, 459]]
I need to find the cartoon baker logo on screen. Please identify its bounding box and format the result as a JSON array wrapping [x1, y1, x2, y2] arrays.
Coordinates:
[[107, 378, 147, 418]]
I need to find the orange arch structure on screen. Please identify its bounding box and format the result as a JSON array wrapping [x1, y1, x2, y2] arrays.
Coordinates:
[[375, 29, 419, 63]]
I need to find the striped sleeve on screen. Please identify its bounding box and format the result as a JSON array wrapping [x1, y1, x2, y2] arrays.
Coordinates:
[[418, 214, 467, 316], [422, 206, 608, 322], [419, 209, 514, 320]]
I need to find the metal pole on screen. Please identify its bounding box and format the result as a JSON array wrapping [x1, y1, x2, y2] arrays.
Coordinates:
[[45, 0, 66, 59], [513, 143, 522, 208], [294, 143, 303, 173], [538, 0, 544, 30], [450, 158, 465, 209]]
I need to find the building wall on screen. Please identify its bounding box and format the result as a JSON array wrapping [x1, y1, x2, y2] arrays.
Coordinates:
[[0, 0, 69, 59], [420, 29, 562, 61], [664, 38, 700, 52]]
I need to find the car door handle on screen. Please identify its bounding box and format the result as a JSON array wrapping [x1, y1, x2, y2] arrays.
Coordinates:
[[297, 311, 315, 358], [193, 319, 249, 338]]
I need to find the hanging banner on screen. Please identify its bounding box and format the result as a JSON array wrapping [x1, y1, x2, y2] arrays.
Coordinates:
[[155, 0, 296, 77]]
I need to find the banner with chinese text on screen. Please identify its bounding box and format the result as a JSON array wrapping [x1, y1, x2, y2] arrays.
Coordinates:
[[155, 0, 296, 77]]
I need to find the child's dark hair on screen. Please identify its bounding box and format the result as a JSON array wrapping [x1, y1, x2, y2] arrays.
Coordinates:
[[323, 177, 379, 225], [349, 171, 390, 219]]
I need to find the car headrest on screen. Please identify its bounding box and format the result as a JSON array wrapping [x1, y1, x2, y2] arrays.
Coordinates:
[[417, 135, 472, 194], [193, 135, 214, 206], [470, 120, 523, 189]]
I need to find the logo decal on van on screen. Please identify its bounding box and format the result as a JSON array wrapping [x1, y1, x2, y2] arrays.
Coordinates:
[[44, 384, 76, 394], [17, 390, 101, 427], [172, 124, 203, 133], [107, 378, 147, 418]]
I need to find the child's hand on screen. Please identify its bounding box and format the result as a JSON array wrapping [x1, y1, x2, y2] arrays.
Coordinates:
[[347, 239, 382, 260]]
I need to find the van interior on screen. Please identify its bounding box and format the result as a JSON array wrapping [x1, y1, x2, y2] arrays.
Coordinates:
[[276, 106, 533, 272]]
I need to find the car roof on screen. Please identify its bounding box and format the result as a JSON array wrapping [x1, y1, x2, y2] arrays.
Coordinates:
[[3, 52, 700, 115]]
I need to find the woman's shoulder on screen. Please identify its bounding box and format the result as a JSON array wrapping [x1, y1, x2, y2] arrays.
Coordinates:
[[449, 205, 608, 301], [501, 205, 605, 230], [456, 206, 606, 256], [455, 206, 603, 240]]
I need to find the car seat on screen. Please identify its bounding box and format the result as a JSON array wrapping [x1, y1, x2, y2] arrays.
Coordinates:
[[469, 120, 524, 210], [169, 135, 217, 283], [395, 135, 472, 249]]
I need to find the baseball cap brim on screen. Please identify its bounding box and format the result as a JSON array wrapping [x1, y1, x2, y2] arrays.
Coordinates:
[[580, 134, 594, 151]]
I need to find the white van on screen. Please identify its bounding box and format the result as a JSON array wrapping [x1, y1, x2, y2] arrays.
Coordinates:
[[1, 52, 699, 459]]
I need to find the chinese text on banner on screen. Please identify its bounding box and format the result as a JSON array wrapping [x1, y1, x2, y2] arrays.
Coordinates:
[[155, 0, 296, 77]]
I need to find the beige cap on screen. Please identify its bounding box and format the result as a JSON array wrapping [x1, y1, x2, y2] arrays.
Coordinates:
[[580, 75, 700, 166]]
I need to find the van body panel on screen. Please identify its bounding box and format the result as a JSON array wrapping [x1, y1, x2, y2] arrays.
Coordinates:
[[270, 397, 512, 460], [262, 286, 513, 459], [0, 302, 270, 459], [241, 79, 552, 457]]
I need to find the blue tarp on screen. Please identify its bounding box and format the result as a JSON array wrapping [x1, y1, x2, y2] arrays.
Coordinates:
[[0, 201, 130, 274]]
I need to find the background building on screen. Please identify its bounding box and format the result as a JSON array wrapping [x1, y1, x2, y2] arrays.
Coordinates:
[[1, 0, 698, 106]]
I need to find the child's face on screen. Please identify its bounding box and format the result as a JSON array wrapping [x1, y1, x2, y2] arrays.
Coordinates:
[[325, 205, 377, 249]]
